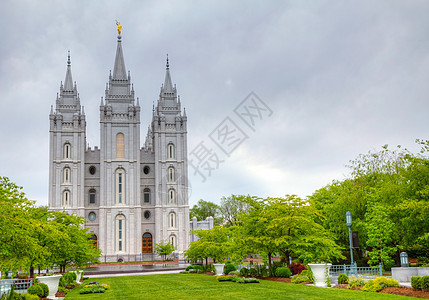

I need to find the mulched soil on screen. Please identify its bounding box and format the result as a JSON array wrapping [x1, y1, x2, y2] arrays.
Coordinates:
[[333, 283, 429, 299], [262, 277, 292, 283], [264, 277, 429, 298], [380, 287, 429, 299], [55, 291, 67, 297]]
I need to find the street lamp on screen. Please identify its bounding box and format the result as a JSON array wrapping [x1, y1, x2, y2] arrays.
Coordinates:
[[346, 211, 354, 267], [400, 252, 409, 267]]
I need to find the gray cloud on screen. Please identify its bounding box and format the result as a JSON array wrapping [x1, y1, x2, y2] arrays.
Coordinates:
[[1, 0, 428, 206]]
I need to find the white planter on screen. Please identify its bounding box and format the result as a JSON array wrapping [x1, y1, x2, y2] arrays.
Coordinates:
[[38, 274, 62, 299], [308, 263, 331, 287], [73, 270, 83, 283], [213, 263, 225, 275]]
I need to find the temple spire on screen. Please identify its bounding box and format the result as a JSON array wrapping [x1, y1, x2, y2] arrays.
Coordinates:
[[162, 54, 174, 94], [64, 51, 73, 91], [112, 35, 127, 80]]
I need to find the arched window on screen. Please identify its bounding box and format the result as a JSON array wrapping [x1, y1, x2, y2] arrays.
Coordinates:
[[168, 189, 176, 204], [167, 143, 175, 160], [63, 190, 70, 207], [142, 232, 152, 253], [116, 169, 125, 204], [168, 167, 175, 182], [64, 143, 71, 160], [63, 167, 71, 183], [169, 212, 176, 228], [116, 214, 125, 252], [143, 188, 150, 203], [116, 133, 125, 158], [89, 234, 98, 248], [89, 189, 96, 204], [170, 235, 176, 248]]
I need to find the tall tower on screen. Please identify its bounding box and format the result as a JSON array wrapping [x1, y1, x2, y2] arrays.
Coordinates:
[[49, 53, 86, 215], [151, 56, 189, 253], [98, 33, 141, 259]]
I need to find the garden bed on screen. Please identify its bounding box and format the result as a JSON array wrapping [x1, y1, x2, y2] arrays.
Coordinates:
[[333, 283, 429, 299]]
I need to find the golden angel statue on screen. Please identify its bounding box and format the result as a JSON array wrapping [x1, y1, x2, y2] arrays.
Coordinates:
[[115, 20, 122, 35]]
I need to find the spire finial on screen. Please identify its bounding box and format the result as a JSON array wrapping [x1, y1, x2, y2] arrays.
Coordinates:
[[166, 54, 169, 69], [67, 50, 71, 66]]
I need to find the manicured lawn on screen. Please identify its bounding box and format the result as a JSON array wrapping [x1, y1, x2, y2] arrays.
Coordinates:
[[65, 273, 417, 299]]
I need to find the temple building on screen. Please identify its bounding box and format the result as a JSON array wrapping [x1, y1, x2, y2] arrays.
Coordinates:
[[48, 28, 190, 262]]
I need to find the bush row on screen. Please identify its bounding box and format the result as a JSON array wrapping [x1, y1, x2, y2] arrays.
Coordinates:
[[411, 275, 429, 291]]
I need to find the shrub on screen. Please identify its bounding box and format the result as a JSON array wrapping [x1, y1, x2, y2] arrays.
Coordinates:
[[291, 270, 314, 284], [201, 264, 215, 273], [185, 264, 203, 273], [422, 275, 429, 291], [224, 262, 237, 275], [21, 294, 39, 300], [361, 277, 399, 292], [411, 276, 422, 290], [249, 268, 258, 277], [58, 286, 69, 294], [216, 275, 234, 282], [275, 267, 292, 278], [79, 284, 106, 294], [239, 268, 249, 277], [235, 277, 259, 284], [27, 284, 43, 297], [347, 276, 366, 289], [269, 261, 284, 276], [228, 271, 240, 276], [337, 273, 349, 284], [60, 272, 77, 287], [289, 262, 306, 275], [38, 282, 49, 297]]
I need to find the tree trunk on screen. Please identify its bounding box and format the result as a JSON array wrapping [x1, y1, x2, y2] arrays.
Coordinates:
[[30, 266, 34, 278], [267, 252, 273, 276]]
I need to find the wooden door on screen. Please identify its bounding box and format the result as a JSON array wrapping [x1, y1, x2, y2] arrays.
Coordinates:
[[142, 232, 152, 253]]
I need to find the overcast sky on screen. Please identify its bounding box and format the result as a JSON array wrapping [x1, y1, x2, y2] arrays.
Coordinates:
[[1, 0, 429, 207]]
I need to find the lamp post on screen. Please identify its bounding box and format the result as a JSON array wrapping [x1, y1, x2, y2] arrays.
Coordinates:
[[400, 252, 409, 267], [346, 211, 354, 267]]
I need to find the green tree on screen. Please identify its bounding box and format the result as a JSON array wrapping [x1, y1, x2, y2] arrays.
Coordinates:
[[311, 143, 429, 265], [190, 199, 222, 225], [154, 240, 176, 261], [50, 211, 101, 272], [185, 226, 233, 264], [0, 177, 38, 274], [219, 195, 249, 226], [236, 195, 343, 273]]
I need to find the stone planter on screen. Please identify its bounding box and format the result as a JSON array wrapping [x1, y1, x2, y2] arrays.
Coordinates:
[[392, 267, 429, 282], [213, 263, 225, 275], [73, 270, 83, 283], [308, 263, 332, 287], [38, 274, 62, 299]]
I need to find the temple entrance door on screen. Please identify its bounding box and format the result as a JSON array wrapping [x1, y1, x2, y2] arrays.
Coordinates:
[[142, 232, 152, 253]]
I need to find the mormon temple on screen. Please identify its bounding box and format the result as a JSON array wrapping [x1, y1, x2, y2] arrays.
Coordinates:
[[48, 27, 190, 262]]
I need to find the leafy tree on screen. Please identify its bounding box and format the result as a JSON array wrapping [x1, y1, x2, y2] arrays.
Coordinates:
[[50, 211, 101, 272], [190, 199, 222, 225], [236, 195, 343, 273], [365, 199, 396, 267], [219, 195, 249, 226], [185, 226, 233, 264], [154, 240, 176, 261], [0, 177, 38, 274], [311, 143, 429, 266]]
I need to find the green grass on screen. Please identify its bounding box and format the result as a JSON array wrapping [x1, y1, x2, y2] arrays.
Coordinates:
[[65, 273, 417, 300]]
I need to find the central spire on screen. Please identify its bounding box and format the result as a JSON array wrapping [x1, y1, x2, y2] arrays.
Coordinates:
[[162, 54, 174, 94], [64, 51, 73, 91], [112, 35, 127, 80]]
